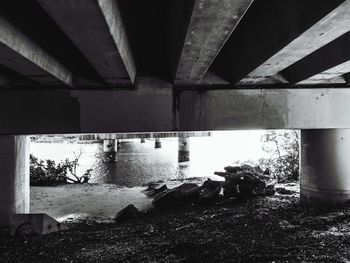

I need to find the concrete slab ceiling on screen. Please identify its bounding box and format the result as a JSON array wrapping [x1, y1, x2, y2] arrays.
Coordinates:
[[244, 0, 350, 83]]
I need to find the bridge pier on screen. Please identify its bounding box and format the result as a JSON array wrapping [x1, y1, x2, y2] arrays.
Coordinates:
[[103, 139, 117, 163], [154, 138, 162, 149], [178, 136, 190, 163], [0, 136, 29, 226], [300, 129, 350, 206], [117, 139, 122, 150]]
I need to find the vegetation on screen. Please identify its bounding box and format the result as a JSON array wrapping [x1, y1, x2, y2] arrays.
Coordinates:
[[259, 130, 300, 182], [30, 150, 92, 186]]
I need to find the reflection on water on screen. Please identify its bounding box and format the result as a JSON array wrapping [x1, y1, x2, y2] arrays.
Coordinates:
[[30, 131, 268, 187]]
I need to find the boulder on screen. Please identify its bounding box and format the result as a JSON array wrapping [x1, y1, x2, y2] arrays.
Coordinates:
[[198, 179, 222, 204], [152, 183, 200, 209], [222, 181, 239, 198], [114, 204, 139, 223], [143, 184, 168, 198]]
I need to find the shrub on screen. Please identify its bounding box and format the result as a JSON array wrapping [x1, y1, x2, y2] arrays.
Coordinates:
[[259, 130, 299, 182], [30, 152, 92, 186]]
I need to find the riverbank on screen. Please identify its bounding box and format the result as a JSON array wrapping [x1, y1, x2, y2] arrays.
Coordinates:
[[30, 184, 153, 222], [3, 184, 350, 262]]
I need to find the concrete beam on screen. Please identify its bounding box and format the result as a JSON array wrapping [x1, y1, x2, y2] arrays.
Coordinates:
[[38, 0, 136, 85], [280, 32, 350, 85], [212, 0, 346, 84], [2, 85, 350, 134], [175, 0, 253, 85], [0, 78, 173, 134], [0, 15, 73, 86], [244, 1, 350, 83], [176, 88, 350, 131]]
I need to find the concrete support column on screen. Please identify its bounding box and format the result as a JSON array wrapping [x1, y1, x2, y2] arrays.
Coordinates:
[[0, 136, 30, 226], [155, 138, 162, 149], [178, 136, 190, 162], [103, 139, 117, 163], [300, 129, 350, 206], [117, 139, 122, 150], [140, 138, 145, 143]]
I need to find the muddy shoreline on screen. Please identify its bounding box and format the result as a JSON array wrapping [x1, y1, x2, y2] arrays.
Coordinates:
[[2, 189, 350, 262]]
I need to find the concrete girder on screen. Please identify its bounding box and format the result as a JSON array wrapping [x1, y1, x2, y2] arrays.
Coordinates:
[[244, 1, 350, 83], [279, 32, 350, 85], [0, 15, 73, 87], [298, 73, 348, 85], [175, 0, 253, 85], [176, 88, 350, 131], [38, 0, 136, 86], [2, 82, 350, 133]]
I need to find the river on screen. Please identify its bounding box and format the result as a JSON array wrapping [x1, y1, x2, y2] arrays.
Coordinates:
[[30, 130, 268, 187]]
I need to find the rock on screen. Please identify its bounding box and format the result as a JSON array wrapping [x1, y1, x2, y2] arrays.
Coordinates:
[[214, 171, 227, 177], [276, 188, 293, 195], [224, 166, 243, 173], [114, 204, 139, 223], [202, 179, 222, 189], [152, 183, 200, 208], [143, 184, 168, 198], [237, 182, 254, 197], [222, 181, 239, 198], [151, 185, 169, 199], [198, 179, 221, 204]]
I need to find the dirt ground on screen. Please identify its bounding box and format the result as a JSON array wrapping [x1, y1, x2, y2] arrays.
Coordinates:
[[2, 186, 350, 262]]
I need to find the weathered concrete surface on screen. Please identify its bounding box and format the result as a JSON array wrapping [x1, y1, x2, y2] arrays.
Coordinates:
[[178, 136, 190, 162], [103, 139, 117, 163], [2, 86, 350, 134], [11, 213, 68, 236], [212, 0, 345, 84], [177, 88, 350, 131], [281, 32, 350, 85], [0, 73, 11, 89], [175, 0, 253, 85], [76, 132, 211, 140], [244, 1, 350, 83], [300, 129, 350, 205], [0, 15, 72, 86], [154, 138, 162, 149], [0, 78, 172, 134], [38, 0, 136, 85], [0, 136, 29, 226]]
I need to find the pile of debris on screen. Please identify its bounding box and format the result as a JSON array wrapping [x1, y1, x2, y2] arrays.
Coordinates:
[[114, 164, 278, 222]]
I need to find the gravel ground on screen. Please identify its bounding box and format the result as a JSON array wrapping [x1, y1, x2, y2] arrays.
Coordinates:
[[2, 190, 350, 262]]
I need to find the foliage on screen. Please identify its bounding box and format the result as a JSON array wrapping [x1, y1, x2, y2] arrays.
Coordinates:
[[30, 150, 92, 186], [259, 130, 299, 182]]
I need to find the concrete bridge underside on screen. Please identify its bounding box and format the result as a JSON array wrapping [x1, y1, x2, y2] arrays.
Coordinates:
[[2, 0, 350, 224]]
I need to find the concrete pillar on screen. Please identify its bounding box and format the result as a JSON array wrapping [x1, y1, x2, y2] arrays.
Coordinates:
[[178, 136, 190, 162], [300, 129, 350, 206], [155, 138, 162, 149], [103, 139, 117, 162], [117, 139, 122, 150], [140, 138, 145, 143], [0, 136, 30, 226]]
